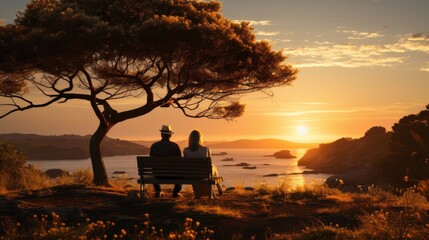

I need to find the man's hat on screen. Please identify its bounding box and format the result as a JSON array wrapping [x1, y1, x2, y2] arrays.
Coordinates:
[[160, 125, 174, 134]]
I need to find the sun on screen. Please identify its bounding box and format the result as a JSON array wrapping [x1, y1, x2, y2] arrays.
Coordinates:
[[296, 125, 308, 135]]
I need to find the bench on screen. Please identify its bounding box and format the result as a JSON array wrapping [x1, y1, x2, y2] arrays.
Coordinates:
[[136, 156, 223, 199]]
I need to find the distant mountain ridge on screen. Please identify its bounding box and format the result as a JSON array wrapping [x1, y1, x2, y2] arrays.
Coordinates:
[[0, 133, 149, 160], [0, 133, 317, 160]]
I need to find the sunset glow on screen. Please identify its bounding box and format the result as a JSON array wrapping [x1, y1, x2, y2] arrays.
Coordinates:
[[296, 125, 308, 136], [1, 0, 428, 144]]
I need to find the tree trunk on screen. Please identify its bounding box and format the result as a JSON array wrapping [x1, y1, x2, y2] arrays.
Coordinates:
[[90, 123, 111, 186]]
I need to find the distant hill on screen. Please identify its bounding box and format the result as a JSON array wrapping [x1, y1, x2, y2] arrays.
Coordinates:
[[0, 134, 149, 160], [133, 138, 317, 149]]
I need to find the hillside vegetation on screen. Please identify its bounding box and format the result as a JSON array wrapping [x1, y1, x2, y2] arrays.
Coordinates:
[[299, 105, 429, 187]]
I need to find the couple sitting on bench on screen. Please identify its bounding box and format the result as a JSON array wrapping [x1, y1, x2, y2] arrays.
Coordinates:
[[149, 124, 223, 198]]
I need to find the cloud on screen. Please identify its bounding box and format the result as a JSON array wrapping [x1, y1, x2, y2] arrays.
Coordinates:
[[256, 31, 280, 36], [284, 44, 404, 68], [337, 29, 384, 40], [421, 62, 429, 72], [283, 31, 429, 70], [264, 103, 420, 119], [399, 33, 429, 53], [232, 20, 271, 26]]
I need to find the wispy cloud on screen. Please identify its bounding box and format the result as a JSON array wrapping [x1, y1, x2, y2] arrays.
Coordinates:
[[283, 31, 429, 70], [256, 31, 280, 36], [337, 29, 384, 40], [232, 20, 271, 26], [264, 103, 421, 119], [400, 33, 429, 53], [284, 44, 404, 68], [421, 62, 429, 72]]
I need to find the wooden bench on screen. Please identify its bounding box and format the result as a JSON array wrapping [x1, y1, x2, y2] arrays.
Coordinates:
[[136, 156, 223, 199]]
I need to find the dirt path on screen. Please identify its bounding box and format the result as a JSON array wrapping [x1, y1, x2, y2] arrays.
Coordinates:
[[0, 185, 355, 239]]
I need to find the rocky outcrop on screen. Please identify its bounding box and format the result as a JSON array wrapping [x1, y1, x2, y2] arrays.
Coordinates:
[[273, 150, 296, 159], [298, 127, 393, 186], [299, 127, 392, 174]]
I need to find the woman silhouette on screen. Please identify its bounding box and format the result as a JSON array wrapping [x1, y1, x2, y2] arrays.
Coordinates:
[[183, 130, 223, 198]]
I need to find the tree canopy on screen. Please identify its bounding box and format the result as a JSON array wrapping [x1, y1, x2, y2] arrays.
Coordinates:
[[0, 0, 297, 185], [386, 105, 429, 181]]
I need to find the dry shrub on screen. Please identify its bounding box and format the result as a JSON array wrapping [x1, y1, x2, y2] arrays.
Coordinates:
[[0, 141, 27, 191], [110, 174, 138, 191], [270, 180, 291, 202], [18, 165, 51, 190], [278, 224, 354, 240], [54, 168, 93, 186], [289, 183, 340, 201], [417, 180, 429, 198], [192, 204, 242, 218], [358, 188, 429, 240]]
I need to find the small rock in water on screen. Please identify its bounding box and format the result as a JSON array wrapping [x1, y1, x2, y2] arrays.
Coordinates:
[[263, 173, 279, 177], [273, 150, 296, 159], [242, 166, 256, 170]]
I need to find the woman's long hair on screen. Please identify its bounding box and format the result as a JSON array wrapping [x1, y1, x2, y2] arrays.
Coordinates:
[[188, 130, 203, 152]]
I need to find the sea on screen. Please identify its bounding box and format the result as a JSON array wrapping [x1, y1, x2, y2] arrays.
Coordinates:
[[28, 148, 331, 189]]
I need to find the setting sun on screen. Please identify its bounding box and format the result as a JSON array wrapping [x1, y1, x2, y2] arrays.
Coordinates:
[[296, 125, 308, 135]]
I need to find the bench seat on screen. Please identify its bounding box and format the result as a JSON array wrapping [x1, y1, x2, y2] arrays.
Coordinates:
[[136, 156, 223, 199]]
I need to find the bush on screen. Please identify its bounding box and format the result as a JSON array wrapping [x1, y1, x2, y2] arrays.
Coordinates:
[[293, 226, 354, 240], [54, 168, 93, 186], [0, 141, 26, 190]]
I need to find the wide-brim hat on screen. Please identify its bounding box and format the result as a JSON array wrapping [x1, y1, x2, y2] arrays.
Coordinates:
[[160, 125, 174, 134]]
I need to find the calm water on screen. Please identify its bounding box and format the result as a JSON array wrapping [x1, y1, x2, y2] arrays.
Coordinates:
[[28, 148, 331, 188]]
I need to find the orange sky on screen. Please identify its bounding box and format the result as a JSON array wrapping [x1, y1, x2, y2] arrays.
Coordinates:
[[1, 0, 429, 143]]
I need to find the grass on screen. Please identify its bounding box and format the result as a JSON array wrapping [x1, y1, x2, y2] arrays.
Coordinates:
[[175, 201, 242, 219], [1, 165, 429, 239], [0, 212, 214, 240]]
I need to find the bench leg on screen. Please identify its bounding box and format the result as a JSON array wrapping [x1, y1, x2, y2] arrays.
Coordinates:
[[209, 185, 217, 201], [140, 183, 148, 200]]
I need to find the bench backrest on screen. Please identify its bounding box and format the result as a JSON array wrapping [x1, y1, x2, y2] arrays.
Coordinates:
[[137, 156, 213, 179]]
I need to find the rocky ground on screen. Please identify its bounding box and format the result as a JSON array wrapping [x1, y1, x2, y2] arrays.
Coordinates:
[[0, 185, 359, 239]]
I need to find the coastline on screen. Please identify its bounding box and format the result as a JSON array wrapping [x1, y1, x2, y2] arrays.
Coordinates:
[[28, 148, 331, 188]]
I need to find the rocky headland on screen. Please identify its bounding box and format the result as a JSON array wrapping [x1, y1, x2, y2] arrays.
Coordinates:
[[298, 127, 392, 187]]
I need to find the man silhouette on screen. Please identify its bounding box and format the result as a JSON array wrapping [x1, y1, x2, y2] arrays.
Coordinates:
[[150, 124, 182, 198]]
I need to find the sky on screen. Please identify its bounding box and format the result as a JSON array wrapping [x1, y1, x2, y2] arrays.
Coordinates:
[[0, 0, 428, 143]]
